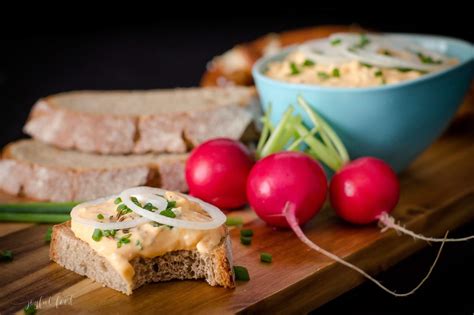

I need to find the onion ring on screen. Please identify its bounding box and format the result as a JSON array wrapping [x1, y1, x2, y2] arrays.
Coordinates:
[[120, 187, 227, 230]]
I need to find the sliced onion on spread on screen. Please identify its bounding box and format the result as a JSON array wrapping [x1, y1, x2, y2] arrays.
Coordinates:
[[296, 32, 453, 72], [71, 195, 151, 230], [119, 186, 227, 230]]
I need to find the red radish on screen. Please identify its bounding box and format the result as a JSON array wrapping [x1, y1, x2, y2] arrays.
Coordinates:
[[186, 138, 254, 209], [246, 151, 327, 227], [329, 157, 474, 242], [330, 157, 399, 225]]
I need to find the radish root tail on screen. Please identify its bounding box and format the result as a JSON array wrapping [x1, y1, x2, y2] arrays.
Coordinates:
[[377, 212, 474, 242], [283, 202, 447, 297]]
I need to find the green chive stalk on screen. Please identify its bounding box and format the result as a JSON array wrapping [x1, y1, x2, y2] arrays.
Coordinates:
[[256, 96, 350, 172], [0, 213, 70, 223], [0, 201, 78, 214]]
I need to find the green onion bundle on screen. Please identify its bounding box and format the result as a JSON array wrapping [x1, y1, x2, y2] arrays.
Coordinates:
[[256, 96, 350, 172], [0, 201, 78, 223]]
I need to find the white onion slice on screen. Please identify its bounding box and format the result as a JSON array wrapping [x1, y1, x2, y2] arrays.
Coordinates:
[[297, 32, 452, 72], [298, 39, 349, 65], [71, 195, 151, 230], [120, 186, 227, 230]]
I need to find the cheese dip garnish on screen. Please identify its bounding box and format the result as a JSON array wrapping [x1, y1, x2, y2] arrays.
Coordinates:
[[265, 33, 458, 88], [71, 190, 226, 287]]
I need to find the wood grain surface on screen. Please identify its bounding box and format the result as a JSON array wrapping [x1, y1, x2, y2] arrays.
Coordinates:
[[1, 117, 474, 314]]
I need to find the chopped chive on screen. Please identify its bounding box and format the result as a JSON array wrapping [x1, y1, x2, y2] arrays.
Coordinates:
[[117, 204, 127, 211], [330, 38, 341, 46], [44, 227, 53, 243], [317, 72, 330, 80], [396, 67, 414, 73], [360, 62, 373, 68], [130, 196, 141, 207], [302, 59, 315, 67], [289, 62, 300, 75], [117, 234, 131, 248], [374, 70, 383, 77], [144, 202, 157, 211], [332, 68, 340, 78], [136, 240, 143, 250], [117, 204, 132, 215], [166, 200, 177, 210], [23, 302, 37, 315], [355, 33, 370, 48], [92, 229, 103, 242], [417, 52, 442, 64], [160, 209, 176, 218], [240, 236, 252, 246], [225, 216, 243, 226], [233, 266, 250, 281], [103, 229, 116, 237], [97, 213, 104, 220], [114, 197, 122, 205], [240, 229, 254, 237], [260, 252, 273, 263], [0, 249, 13, 262]]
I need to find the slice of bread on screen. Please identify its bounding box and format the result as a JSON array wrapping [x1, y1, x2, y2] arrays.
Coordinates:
[[0, 139, 188, 201], [201, 25, 364, 87], [50, 222, 235, 295], [24, 87, 260, 154]]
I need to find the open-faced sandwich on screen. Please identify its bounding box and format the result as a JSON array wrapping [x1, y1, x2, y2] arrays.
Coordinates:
[[49, 187, 235, 295]]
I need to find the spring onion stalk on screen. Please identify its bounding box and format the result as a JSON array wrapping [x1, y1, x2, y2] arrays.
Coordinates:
[[297, 97, 349, 165], [258, 106, 296, 158], [256, 97, 350, 172], [0, 201, 79, 214], [256, 104, 273, 155], [287, 126, 318, 151], [299, 104, 340, 162], [0, 212, 70, 223], [294, 123, 341, 171]]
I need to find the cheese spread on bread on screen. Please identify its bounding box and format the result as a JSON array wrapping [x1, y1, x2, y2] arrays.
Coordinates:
[[71, 191, 225, 286]]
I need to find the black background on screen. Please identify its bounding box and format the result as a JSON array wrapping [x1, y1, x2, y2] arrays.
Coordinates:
[[1, 9, 473, 314]]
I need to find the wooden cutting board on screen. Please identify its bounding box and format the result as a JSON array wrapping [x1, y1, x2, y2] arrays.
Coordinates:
[[1, 116, 474, 314]]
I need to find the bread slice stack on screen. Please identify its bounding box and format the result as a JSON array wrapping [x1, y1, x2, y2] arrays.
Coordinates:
[[0, 87, 260, 201]]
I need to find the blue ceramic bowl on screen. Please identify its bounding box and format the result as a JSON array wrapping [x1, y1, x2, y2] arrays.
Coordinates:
[[252, 34, 474, 172]]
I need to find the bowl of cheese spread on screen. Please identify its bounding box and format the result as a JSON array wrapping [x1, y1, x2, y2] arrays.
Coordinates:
[[252, 33, 474, 171]]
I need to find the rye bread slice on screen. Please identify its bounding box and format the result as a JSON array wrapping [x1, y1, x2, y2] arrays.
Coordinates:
[[23, 87, 260, 154], [0, 139, 188, 201], [50, 222, 235, 295]]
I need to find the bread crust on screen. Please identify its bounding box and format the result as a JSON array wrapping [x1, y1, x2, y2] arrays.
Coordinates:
[[0, 140, 188, 201], [50, 222, 235, 295], [23, 88, 260, 154]]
